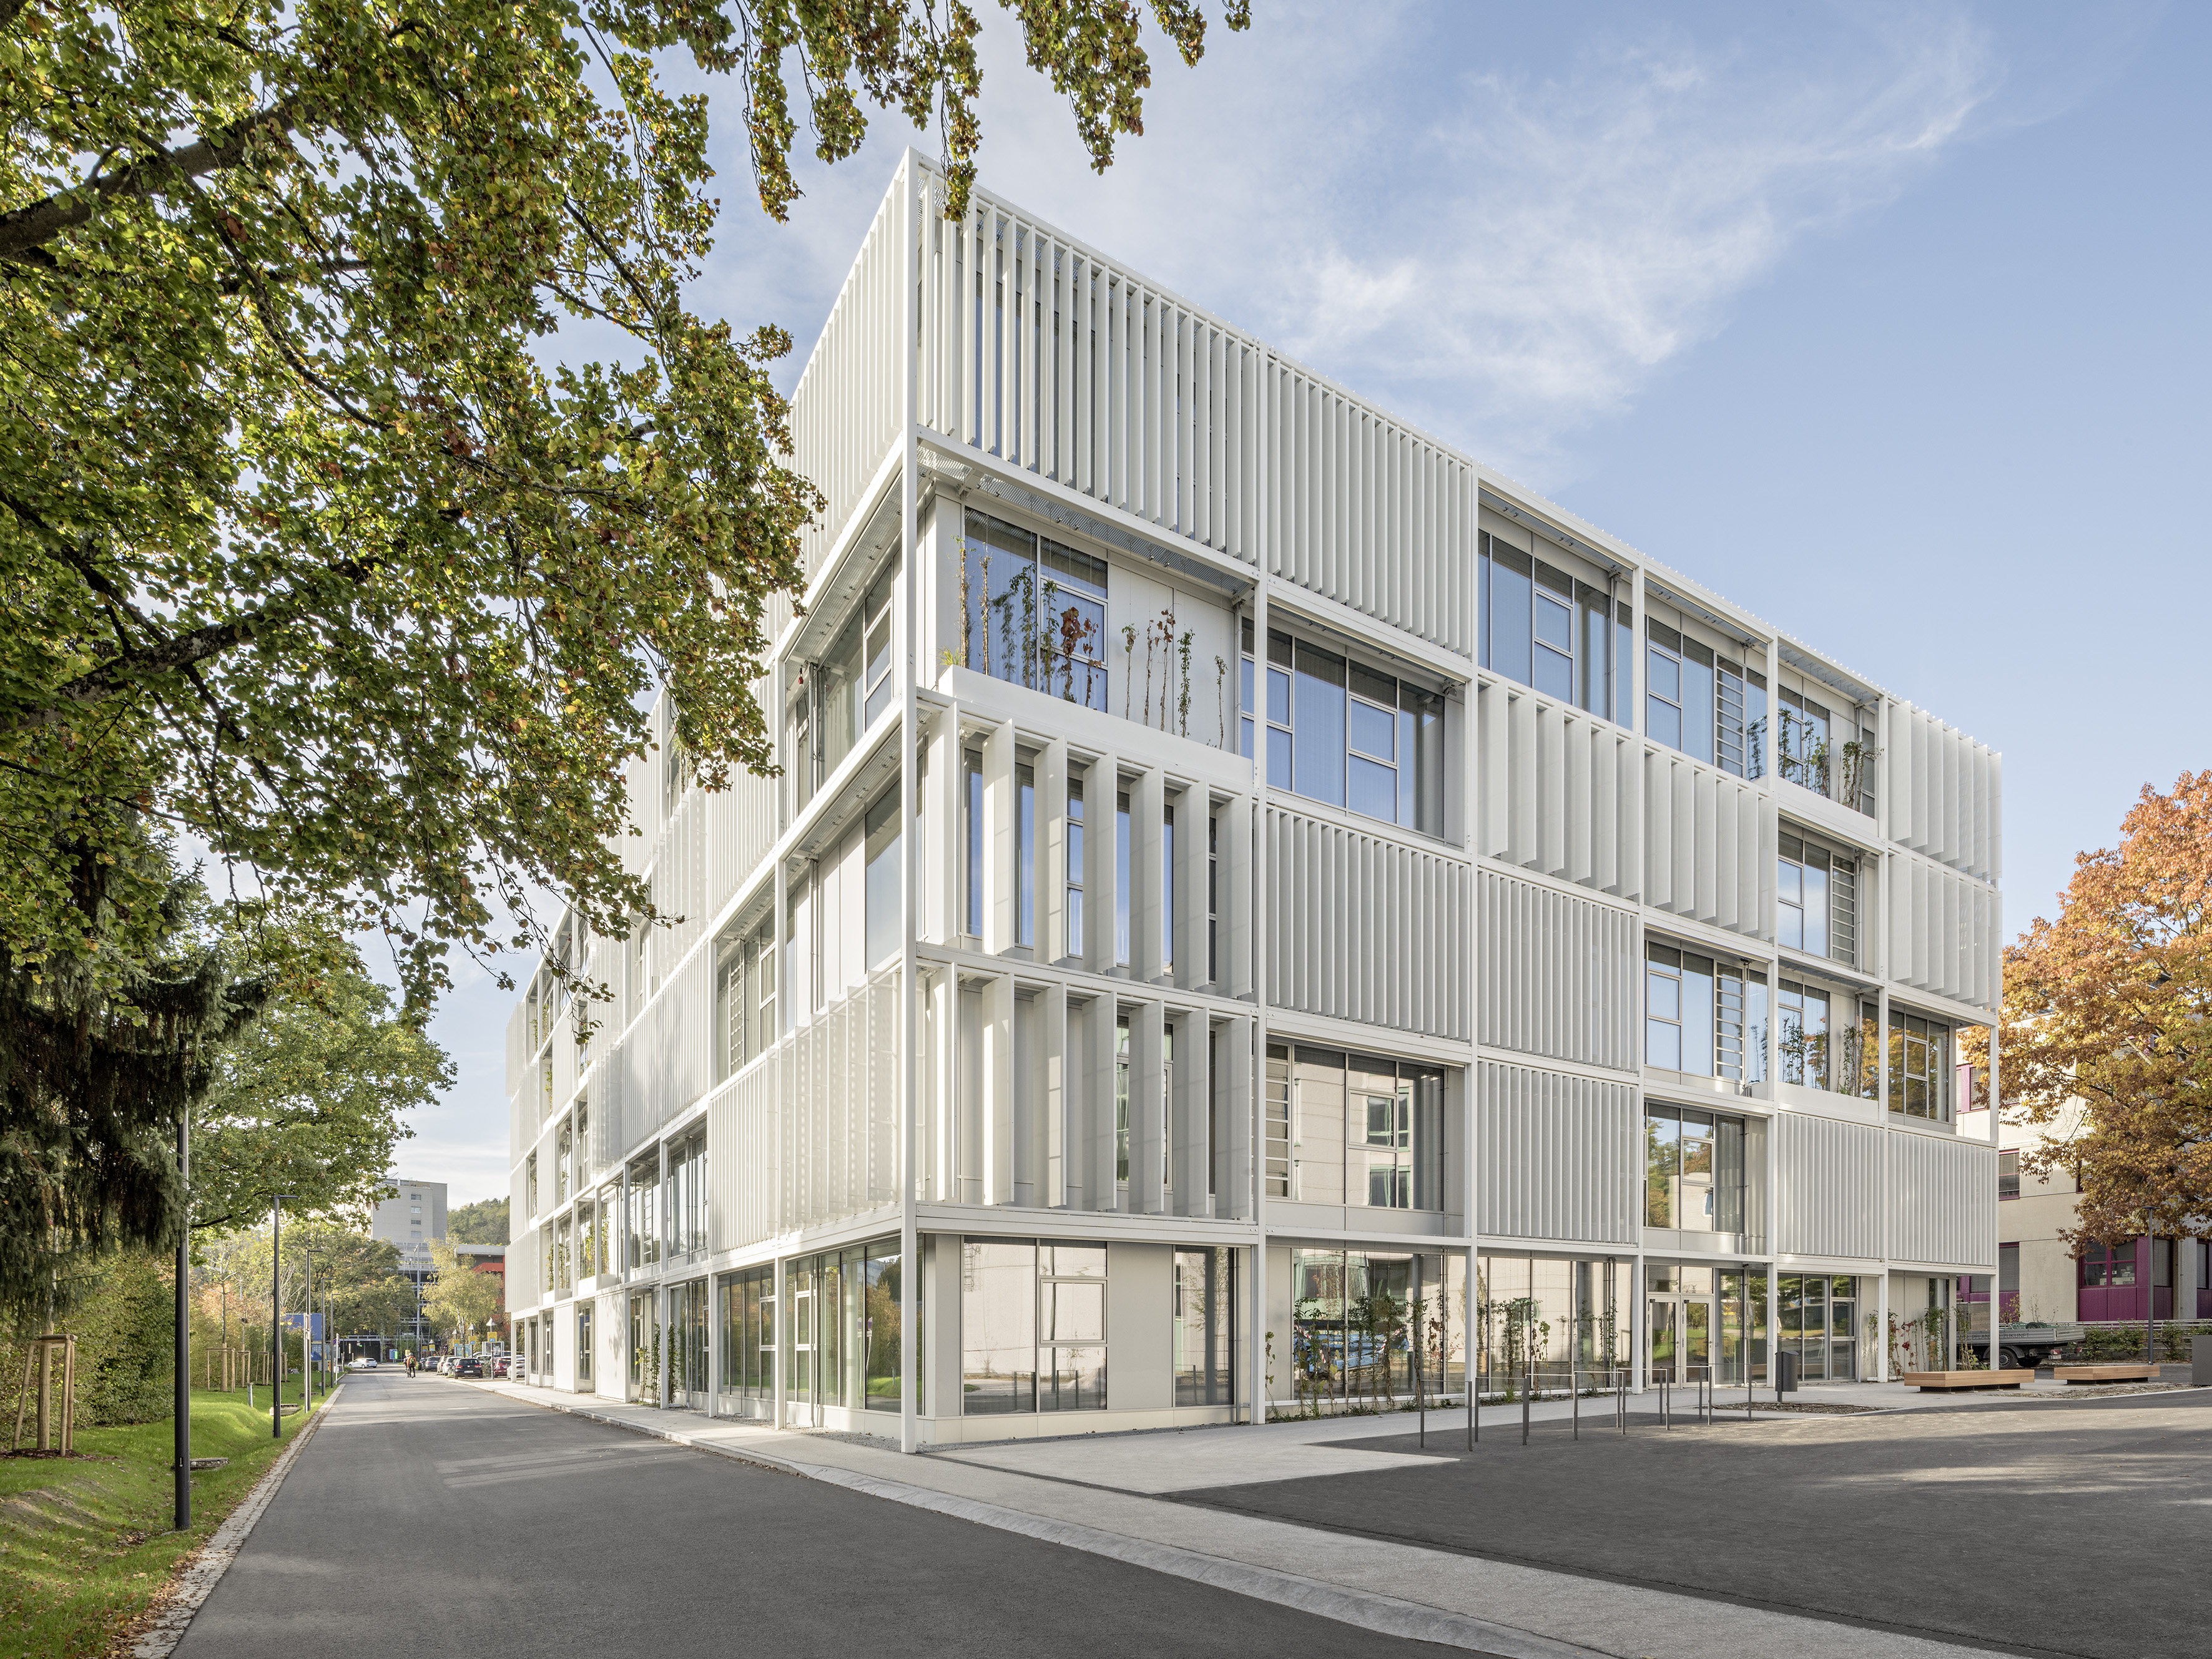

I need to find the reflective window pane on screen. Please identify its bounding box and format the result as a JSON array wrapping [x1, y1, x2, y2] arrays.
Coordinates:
[[1348, 755, 1397, 822]]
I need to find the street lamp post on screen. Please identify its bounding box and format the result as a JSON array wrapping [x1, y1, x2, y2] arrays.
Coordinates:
[[271, 1195, 294, 1439], [173, 1101, 190, 1530]]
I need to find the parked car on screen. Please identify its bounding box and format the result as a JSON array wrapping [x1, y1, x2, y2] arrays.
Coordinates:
[[455, 1358, 485, 1378], [491, 1356, 513, 1378]]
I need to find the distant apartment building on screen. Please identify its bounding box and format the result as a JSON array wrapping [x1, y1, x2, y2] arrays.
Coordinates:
[[505, 153, 2003, 1446], [371, 1177, 446, 1350], [1997, 1108, 2210, 1328]]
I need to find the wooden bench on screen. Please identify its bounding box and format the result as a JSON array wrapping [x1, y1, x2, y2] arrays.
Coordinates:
[[2052, 1364, 2155, 1384], [1899, 1369, 2035, 1391]]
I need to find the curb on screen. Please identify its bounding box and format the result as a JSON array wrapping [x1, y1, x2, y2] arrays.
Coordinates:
[[127, 1382, 344, 1659], [471, 1382, 1606, 1659]]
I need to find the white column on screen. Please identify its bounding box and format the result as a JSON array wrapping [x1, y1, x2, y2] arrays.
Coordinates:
[[981, 972, 1016, 1205], [1175, 788, 1210, 989], [1877, 1272, 1892, 1382], [1040, 738, 1069, 964], [1134, 766, 1166, 984], [925, 705, 962, 946], [1086, 994, 1121, 1213], [1084, 753, 1121, 974], [1221, 1014, 1254, 1222], [1221, 794, 1254, 999], [1129, 999, 1167, 1216], [1172, 1009, 1210, 1218], [930, 969, 956, 1204], [1041, 981, 1069, 1208], [983, 719, 1016, 956], [900, 166, 923, 1451]]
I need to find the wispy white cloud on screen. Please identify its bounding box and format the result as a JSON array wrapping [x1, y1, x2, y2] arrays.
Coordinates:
[[898, 3, 2007, 482], [1283, 18, 1998, 474]]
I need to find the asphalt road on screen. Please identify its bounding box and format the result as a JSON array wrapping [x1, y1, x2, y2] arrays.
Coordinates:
[[1177, 1389, 2212, 1659], [175, 1372, 1450, 1658]]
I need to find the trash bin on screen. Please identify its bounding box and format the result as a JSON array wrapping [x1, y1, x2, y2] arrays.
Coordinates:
[[2194, 1334, 2212, 1388], [1776, 1351, 1798, 1394]]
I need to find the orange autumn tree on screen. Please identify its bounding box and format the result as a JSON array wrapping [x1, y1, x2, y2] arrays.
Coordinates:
[[2002, 773, 2212, 1255]]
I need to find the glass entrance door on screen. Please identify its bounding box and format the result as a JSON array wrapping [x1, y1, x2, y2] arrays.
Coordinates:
[[1648, 1297, 1716, 1382]]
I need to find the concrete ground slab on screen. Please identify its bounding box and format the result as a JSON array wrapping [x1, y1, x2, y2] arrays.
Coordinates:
[[475, 1378, 1995, 1659], [1176, 1389, 2212, 1659]]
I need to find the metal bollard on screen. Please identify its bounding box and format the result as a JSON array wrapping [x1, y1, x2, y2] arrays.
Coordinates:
[[1521, 1362, 1531, 1445], [1661, 1375, 1671, 1430], [1571, 1361, 1578, 1441]]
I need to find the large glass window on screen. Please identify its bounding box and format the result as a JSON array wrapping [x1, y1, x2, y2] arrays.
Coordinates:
[[961, 510, 1109, 711], [1716, 655, 1767, 780], [1778, 831, 1852, 961], [717, 1263, 775, 1419], [960, 1239, 1108, 1416], [1479, 534, 1629, 730], [1775, 1275, 1859, 1381], [1644, 1104, 1747, 1234], [1252, 625, 1445, 835], [662, 1135, 707, 1259], [1777, 980, 1831, 1090], [626, 1153, 658, 1270], [1644, 942, 1713, 1076], [1777, 687, 1831, 794], [1174, 1248, 1236, 1407], [1287, 1047, 1446, 1211], [1291, 1250, 1460, 1406], [1889, 1011, 1953, 1120], [863, 788, 902, 970]]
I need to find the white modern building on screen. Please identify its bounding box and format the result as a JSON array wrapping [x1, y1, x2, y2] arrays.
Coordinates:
[[370, 1176, 448, 1353], [505, 153, 2002, 1446]]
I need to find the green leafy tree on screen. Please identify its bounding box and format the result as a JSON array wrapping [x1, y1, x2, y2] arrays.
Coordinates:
[[1, 0, 1252, 1017], [0, 861, 262, 1322], [423, 1238, 504, 1345], [447, 1197, 509, 1245], [189, 912, 448, 1233]]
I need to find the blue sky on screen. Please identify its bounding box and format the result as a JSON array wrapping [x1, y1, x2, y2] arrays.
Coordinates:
[[410, 0, 2210, 1203]]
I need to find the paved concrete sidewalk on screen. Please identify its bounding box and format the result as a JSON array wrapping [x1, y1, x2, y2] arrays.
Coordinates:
[[468, 1378, 1996, 1659]]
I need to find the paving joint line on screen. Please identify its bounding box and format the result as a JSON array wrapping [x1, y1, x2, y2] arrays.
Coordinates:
[[129, 1381, 347, 1659]]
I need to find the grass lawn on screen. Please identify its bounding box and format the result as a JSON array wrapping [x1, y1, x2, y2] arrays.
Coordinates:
[[0, 1383, 334, 1659]]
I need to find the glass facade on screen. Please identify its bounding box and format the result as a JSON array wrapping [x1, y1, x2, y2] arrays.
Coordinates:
[[1643, 1103, 1747, 1236], [961, 510, 1110, 711], [671, 1279, 708, 1409], [717, 1263, 775, 1419], [1645, 1263, 1769, 1384], [1173, 1248, 1235, 1407], [1291, 1250, 1465, 1407], [1243, 619, 1445, 835], [960, 1238, 1108, 1416], [778, 1237, 912, 1423], [1284, 1047, 1446, 1211], [1644, 941, 1766, 1083], [1476, 1253, 1627, 1394], [1776, 1274, 1861, 1382]]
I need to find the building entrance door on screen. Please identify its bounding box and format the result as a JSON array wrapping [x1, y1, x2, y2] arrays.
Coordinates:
[[1647, 1296, 1716, 1383]]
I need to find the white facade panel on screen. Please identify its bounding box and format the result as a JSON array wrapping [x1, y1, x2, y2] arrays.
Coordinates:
[[1888, 1133, 1998, 1269], [1264, 808, 1470, 1040], [1774, 1112, 1884, 1261], [1477, 1060, 1638, 1246], [1476, 869, 1637, 1072]]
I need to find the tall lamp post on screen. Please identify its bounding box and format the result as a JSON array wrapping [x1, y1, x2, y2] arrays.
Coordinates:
[[173, 1101, 190, 1530], [270, 1195, 294, 1439]]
